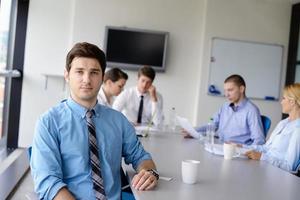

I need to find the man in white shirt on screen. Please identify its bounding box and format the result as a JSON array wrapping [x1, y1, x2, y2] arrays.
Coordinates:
[[113, 66, 164, 127]]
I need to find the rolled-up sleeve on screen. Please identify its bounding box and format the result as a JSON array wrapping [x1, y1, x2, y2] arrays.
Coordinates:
[[122, 121, 152, 170], [30, 117, 66, 200]]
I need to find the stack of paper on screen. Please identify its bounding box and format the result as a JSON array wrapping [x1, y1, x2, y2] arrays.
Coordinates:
[[176, 116, 200, 139]]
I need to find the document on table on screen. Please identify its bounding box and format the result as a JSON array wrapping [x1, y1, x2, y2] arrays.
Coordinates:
[[204, 143, 249, 158], [135, 125, 159, 137], [135, 125, 159, 132], [176, 116, 200, 139]]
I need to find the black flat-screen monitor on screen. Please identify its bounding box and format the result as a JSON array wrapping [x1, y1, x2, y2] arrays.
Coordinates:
[[104, 26, 169, 72]]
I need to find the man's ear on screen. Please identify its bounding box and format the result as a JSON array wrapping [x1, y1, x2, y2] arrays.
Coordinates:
[[240, 85, 245, 94], [64, 69, 69, 83]]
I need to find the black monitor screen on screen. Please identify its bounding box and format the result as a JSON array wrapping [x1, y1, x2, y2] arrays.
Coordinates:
[[104, 27, 168, 71]]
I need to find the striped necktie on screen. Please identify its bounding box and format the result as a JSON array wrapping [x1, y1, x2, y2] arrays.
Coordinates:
[[86, 110, 107, 200]]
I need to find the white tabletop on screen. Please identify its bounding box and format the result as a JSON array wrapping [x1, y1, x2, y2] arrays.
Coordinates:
[[125, 132, 300, 200]]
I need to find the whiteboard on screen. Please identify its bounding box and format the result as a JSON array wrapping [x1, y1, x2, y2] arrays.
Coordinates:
[[208, 38, 283, 100]]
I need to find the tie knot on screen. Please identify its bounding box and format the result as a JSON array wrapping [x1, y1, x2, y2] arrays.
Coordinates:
[[86, 110, 94, 119], [140, 95, 144, 99]]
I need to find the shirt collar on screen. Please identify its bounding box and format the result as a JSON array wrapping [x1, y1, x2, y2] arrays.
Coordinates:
[[228, 98, 248, 111], [66, 97, 101, 119], [135, 87, 148, 97]]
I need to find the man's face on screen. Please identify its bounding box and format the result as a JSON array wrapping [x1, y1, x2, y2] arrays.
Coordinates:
[[64, 57, 103, 106], [224, 82, 245, 104], [137, 75, 153, 94]]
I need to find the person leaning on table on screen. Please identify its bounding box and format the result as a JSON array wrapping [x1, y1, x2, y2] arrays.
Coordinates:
[[97, 67, 128, 107], [30, 42, 159, 200], [182, 74, 265, 145], [113, 66, 164, 127], [242, 83, 300, 172]]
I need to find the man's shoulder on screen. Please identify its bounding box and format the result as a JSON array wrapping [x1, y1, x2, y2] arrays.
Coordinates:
[[117, 87, 136, 98], [98, 104, 127, 119], [244, 99, 260, 111], [40, 100, 68, 121]]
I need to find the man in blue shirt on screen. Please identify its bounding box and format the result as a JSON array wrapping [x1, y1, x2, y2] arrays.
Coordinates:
[[30, 42, 158, 200], [183, 74, 265, 145]]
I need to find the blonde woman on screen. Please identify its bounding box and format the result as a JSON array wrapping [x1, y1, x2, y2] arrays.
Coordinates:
[[243, 83, 300, 172], [98, 68, 128, 107]]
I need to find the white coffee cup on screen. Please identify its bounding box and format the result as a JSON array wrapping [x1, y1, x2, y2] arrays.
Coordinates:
[[181, 160, 200, 184], [223, 143, 240, 160]]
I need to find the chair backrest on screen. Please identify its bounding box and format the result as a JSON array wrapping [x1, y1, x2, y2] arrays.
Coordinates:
[[261, 115, 271, 137], [293, 159, 300, 177], [27, 146, 32, 161]]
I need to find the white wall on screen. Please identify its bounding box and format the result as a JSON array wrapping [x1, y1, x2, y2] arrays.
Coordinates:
[[18, 0, 75, 146], [18, 0, 291, 147], [196, 0, 291, 131], [19, 0, 206, 146]]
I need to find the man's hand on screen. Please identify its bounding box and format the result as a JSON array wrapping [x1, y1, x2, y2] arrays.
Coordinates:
[[245, 150, 262, 160], [181, 129, 193, 138], [148, 85, 157, 102], [131, 169, 158, 191]]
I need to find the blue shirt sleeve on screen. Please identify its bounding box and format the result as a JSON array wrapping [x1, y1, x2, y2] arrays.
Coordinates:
[[260, 127, 300, 172], [247, 107, 265, 145], [30, 116, 66, 200], [121, 119, 152, 170], [195, 110, 220, 136]]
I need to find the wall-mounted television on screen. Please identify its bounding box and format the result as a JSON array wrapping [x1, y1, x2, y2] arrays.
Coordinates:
[[104, 26, 169, 72]]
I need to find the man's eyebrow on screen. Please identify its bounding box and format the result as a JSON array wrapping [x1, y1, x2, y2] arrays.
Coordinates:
[[90, 68, 101, 71]]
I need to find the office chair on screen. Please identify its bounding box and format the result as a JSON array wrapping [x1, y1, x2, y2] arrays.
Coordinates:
[[261, 115, 271, 137], [291, 159, 300, 177]]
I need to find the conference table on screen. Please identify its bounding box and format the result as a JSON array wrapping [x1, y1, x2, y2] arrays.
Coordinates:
[[125, 131, 300, 200]]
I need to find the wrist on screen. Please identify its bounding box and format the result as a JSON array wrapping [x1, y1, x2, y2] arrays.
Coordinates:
[[147, 169, 159, 180]]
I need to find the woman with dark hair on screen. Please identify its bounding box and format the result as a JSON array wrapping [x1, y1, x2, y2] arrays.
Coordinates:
[[98, 68, 128, 107]]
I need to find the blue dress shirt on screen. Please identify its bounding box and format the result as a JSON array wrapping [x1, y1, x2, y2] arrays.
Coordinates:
[[245, 118, 300, 172], [196, 98, 265, 145], [30, 98, 152, 200]]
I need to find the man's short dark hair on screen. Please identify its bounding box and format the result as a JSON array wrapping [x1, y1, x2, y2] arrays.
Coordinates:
[[224, 74, 246, 88], [138, 66, 156, 81], [65, 42, 106, 75], [104, 68, 128, 83]]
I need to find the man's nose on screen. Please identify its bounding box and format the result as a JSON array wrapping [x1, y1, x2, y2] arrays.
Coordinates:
[[82, 73, 91, 83]]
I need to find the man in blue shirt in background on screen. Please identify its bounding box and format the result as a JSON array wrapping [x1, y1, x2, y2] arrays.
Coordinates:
[[183, 74, 265, 145], [30, 42, 158, 200]]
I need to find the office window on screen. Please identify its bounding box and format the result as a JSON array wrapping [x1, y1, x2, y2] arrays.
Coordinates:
[[0, 0, 14, 159], [286, 3, 300, 85], [0, 0, 28, 158]]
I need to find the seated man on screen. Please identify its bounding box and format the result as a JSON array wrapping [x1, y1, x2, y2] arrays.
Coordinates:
[[183, 74, 265, 145], [113, 66, 164, 127], [30, 42, 159, 200]]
